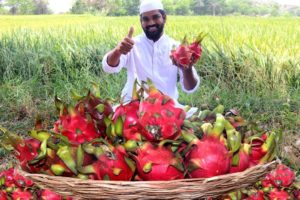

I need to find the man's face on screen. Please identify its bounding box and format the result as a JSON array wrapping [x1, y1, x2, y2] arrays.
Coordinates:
[[140, 10, 166, 42]]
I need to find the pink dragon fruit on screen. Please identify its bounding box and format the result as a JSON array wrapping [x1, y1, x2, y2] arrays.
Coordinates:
[[0, 190, 7, 200], [189, 32, 205, 61], [171, 33, 205, 68], [229, 144, 251, 173], [269, 188, 291, 200], [134, 142, 184, 181], [268, 164, 295, 188], [110, 80, 143, 141], [40, 189, 63, 200], [53, 103, 100, 144], [171, 36, 192, 68], [79, 140, 135, 181], [184, 136, 231, 178], [246, 190, 265, 200], [12, 188, 33, 200], [248, 132, 277, 166], [138, 79, 185, 142], [183, 114, 231, 178]]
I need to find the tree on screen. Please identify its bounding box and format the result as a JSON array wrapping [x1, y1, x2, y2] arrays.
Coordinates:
[[123, 0, 139, 15], [0, 0, 6, 14], [33, 0, 50, 14], [107, 0, 126, 16], [162, 0, 176, 15], [5, 0, 35, 14], [296, 8, 300, 16], [175, 0, 191, 15], [270, 3, 279, 16], [71, 0, 89, 14], [205, 0, 225, 15], [190, 0, 205, 15]]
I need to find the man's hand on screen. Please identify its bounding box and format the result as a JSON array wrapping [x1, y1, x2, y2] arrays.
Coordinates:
[[116, 27, 135, 55], [107, 27, 134, 67], [170, 53, 196, 71], [170, 53, 198, 90]]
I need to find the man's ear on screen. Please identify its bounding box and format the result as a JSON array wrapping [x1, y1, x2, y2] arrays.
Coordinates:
[[163, 13, 167, 21]]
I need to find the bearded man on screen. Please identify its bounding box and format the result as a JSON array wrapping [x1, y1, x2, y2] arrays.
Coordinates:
[[102, 0, 200, 112]]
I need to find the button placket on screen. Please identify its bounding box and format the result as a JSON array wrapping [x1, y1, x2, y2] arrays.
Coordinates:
[[153, 43, 158, 73]]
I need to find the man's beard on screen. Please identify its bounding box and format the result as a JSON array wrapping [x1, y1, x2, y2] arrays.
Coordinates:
[[143, 23, 164, 41]]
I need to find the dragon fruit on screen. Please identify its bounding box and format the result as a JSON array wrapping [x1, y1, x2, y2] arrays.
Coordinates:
[[113, 100, 140, 130], [229, 144, 251, 173], [74, 89, 113, 134], [0, 127, 45, 173], [113, 80, 140, 130], [246, 191, 265, 200], [189, 32, 205, 61], [294, 190, 300, 199], [248, 132, 277, 166], [183, 114, 231, 178], [79, 140, 135, 181], [138, 79, 185, 142], [0, 168, 33, 188], [53, 102, 100, 144], [171, 33, 205, 68], [0, 167, 69, 200], [171, 36, 192, 68], [13, 173, 34, 188], [0, 191, 7, 200], [269, 188, 291, 200], [12, 188, 33, 200], [103, 80, 143, 142], [40, 189, 63, 200], [261, 173, 273, 188], [268, 164, 295, 188], [184, 136, 231, 178], [133, 142, 184, 181]]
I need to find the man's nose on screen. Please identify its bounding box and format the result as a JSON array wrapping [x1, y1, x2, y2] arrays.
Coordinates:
[[147, 18, 156, 26]]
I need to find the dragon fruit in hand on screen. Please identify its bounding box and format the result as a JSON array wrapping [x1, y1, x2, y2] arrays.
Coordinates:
[[171, 33, 205, 68]]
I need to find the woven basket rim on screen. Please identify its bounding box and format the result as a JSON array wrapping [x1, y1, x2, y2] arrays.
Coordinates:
[[19, 160, 277, 184], [17, 160, 279, 199]]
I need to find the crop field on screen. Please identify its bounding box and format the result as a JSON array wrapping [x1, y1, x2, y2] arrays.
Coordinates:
[[0, 15, 299, 166]]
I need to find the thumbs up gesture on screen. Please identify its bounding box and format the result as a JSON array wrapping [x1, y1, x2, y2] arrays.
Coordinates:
[[116, 27, 135, 55]]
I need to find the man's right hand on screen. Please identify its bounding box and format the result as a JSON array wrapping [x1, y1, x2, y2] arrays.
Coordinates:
[[116, 27, 135, 55], [107, 27, 134, 67]]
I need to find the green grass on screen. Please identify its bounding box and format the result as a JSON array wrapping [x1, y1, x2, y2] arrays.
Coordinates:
[[0, 15, 299, 148]]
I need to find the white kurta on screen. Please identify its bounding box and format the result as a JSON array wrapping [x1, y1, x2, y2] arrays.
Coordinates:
[[102, 33, 200, 106]]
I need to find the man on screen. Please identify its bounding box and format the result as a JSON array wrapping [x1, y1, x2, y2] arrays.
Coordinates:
[[102, 0, 200, 108]]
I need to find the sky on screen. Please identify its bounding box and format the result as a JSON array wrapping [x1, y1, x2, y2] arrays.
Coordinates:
[[273, 0, 300, 6], [48, 0, 74, 14], [48, 0, 300, 14]]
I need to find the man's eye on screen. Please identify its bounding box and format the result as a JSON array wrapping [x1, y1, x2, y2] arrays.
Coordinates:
[[142, 17, 149, 22], [153, 15, 161, 20]]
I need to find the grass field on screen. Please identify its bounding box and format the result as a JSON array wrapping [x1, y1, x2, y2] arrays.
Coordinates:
[[0, 15, 299, 167]]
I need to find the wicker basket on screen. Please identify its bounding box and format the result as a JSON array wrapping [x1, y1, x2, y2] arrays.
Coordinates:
[[18, 161, 277, 200]]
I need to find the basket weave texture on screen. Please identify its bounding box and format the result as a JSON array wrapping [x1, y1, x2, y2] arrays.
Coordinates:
[[19, 161, 277, 200]]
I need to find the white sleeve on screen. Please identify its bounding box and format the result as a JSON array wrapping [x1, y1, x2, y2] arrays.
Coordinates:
[[179, 67, 201, 93], [102, 52, 128, 73]]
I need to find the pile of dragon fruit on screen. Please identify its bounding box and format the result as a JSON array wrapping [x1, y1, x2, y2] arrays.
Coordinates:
[[1, 79, 299, 199], [221, 164, 299, 199], [0, 80, 281, 181], [0, 168, 71, 200]]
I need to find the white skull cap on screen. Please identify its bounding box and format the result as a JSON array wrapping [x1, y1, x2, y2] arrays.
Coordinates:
[[139, 0, 164, 14]]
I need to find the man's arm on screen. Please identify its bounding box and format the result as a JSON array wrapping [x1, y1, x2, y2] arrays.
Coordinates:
[[106, 27, 135, 67], [171, 55, 199, 92], [182, 67, 198, 90]]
